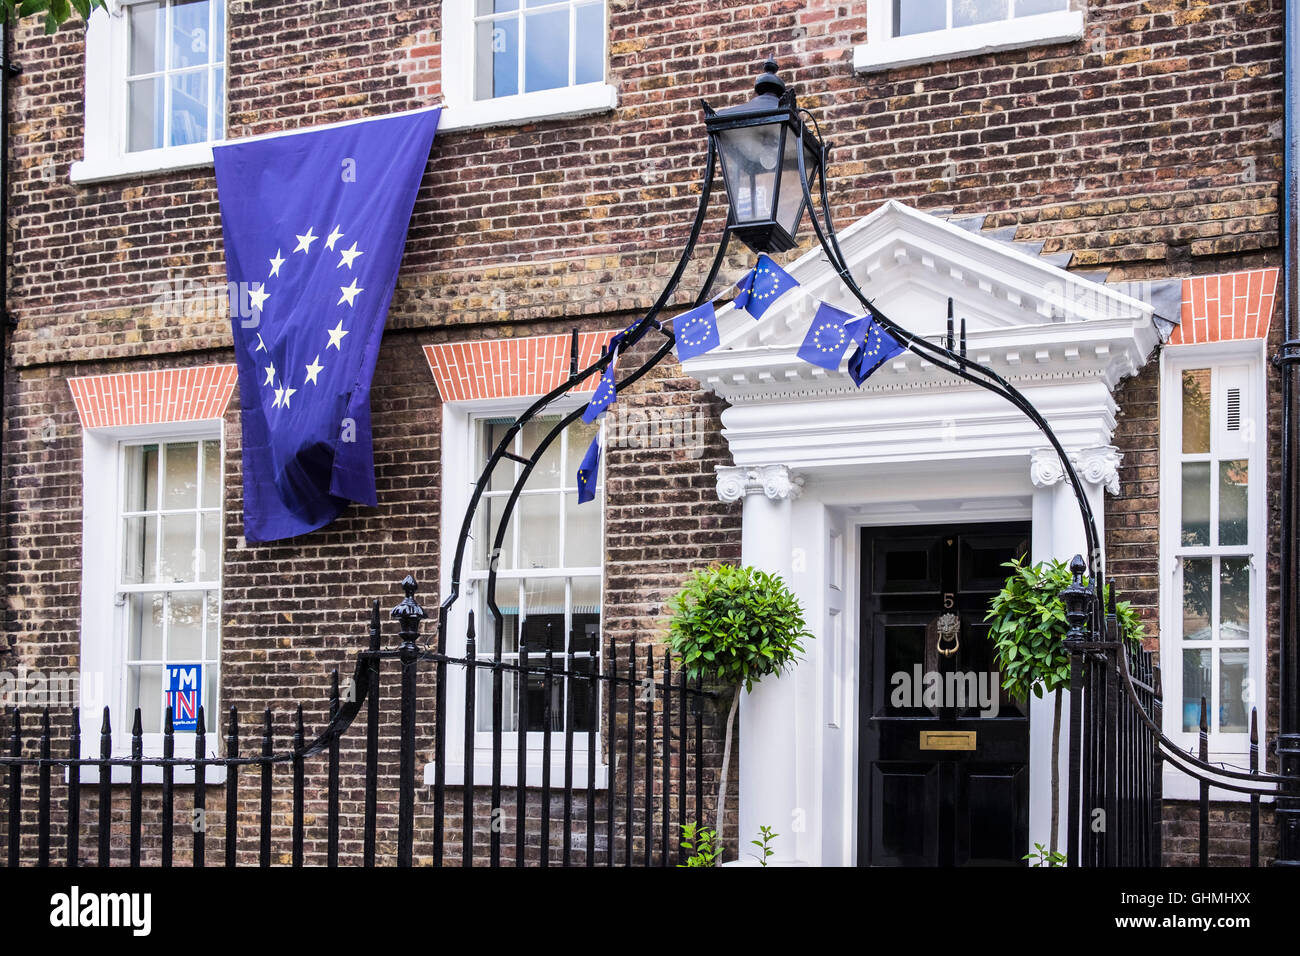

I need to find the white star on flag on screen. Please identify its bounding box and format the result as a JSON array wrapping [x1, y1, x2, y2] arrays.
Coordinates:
[[248, 284, 270, 312], [327, 320, 349, 350], [325, 225, 344, 251], [338, 278, 364, 307], [263, 362, 276, 386], [254, 333, 266, 352], [272, 385, 285, 408], [337, 242, 363, 269], [304, 355, 324, 385], [294, 227, 318, 254], [268, 249, 285, 277], [281, 385, 298, 408]]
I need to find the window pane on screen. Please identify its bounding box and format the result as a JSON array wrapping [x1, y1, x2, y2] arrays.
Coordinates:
[[1181, 558, 1211, 641], [199, 511, 221, 580], [521, 577, 565, 651], [171, 0, 212, 69], [565, 492, 600, 566], [128, 77, 165, 152], [212, 66, 225, 140], [124, 444, 159, 512], [1219, 648, 1250, 733], [122, 516, 159, 584], [894, 0, 945, 35], [212, 0, 226, 60], [127, 666, 164, 734], [476, 16, 519, 99], [1218, 459, 1249, 546], [520, 418, 562, 489], [1181, 368, 1211, 454], [201, 440, 222, 509], [953, 0, 1008, 27], [1014, 0, 1066, 14], [564, 419, 599, 483], [521, 666, 562, 732], [524, 7, 570, 93], [477, 666, 521, 732], [1219, 557, 1250, 640], [519, 494, 560, 568], [202, 665, 218, 732], [570, 576, 600, 654], [164, 442, 199, 509], [169, 591, 204, 661], [128, 2, 166, 75], [1182, 649, 1211, 732], [569, 656, 598, 731], [475, 496, 515, 571], [477, 0, 520, 11], [127, 592, 165, 660], [205, 592, 220, 660], [773, 131, 808, 238], [574, 2, 604, 84], [1180, 461, 1210, 545], [170, 70, 210, 147], [160, 513, 197, 582], [480, 420, 516, 492]]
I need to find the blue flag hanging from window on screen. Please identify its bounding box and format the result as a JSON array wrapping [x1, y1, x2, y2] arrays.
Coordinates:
[[846, 315, 905, 386], [797, 302, 859, 371], [213, 108, 440, 543], [734, 254, 797, 319], [582, 360, 618, 424], [673, 302, 720, 361], [576, 434, 601, 504]]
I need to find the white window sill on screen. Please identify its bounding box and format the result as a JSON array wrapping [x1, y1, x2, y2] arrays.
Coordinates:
[[70, 142, 216, 185], [438, 82, 618, 132], [67, 764, 228, 786], [424, 757, 609, 790], [853, 10, 1085, 74]]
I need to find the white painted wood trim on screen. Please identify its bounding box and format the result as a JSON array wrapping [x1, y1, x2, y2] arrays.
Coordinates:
[[854, 8, 1085, 74]]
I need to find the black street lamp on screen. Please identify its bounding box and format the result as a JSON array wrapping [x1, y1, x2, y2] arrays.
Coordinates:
[[703, 59, 823, 254]]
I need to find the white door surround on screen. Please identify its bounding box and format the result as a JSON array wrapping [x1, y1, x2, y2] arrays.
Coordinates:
[[683, 201, 1165, 866]]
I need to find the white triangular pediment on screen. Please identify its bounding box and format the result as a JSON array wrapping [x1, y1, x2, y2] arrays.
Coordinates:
[[684, 200, 1164, 406]]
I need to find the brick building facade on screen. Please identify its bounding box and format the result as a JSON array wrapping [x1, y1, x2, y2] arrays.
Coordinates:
[[0, 0, 1290, 866]]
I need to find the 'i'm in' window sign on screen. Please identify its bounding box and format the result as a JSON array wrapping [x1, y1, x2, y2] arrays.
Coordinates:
[[166, 665, 202, 732]]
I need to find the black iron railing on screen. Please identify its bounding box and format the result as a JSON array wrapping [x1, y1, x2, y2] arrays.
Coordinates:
[[0, 578, 715, 867], [1063, 556, 1298, 866]]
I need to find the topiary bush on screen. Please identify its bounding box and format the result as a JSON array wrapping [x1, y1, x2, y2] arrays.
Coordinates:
[[664, 564, 812, 852]]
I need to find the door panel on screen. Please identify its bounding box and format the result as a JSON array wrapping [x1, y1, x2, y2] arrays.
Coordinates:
[[859, 522, 1031, 867]]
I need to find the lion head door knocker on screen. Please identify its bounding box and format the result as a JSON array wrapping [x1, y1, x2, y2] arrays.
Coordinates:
[[931, 612, 961, 658]]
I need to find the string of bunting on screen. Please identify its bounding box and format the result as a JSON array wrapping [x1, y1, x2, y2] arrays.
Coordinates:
[[574, 254, 906, 502]]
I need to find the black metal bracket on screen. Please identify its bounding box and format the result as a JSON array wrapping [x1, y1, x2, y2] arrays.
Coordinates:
[[1273, 339, 1300, 367]]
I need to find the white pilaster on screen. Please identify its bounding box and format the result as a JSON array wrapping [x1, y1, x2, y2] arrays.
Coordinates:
[[716, 463, 803, 864], [1027, 445, 1119, 857]]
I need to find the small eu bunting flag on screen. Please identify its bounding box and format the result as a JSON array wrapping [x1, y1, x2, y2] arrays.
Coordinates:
[[846, 316, 905, 386], [673, 302, 720, 361], [797, 302, 858, 371], [576, 434, 601, 504], [582, 360, 618, 424], [734, 254, 797, 319]]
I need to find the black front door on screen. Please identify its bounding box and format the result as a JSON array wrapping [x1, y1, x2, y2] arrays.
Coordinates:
[[858, 522, 1031, 866]]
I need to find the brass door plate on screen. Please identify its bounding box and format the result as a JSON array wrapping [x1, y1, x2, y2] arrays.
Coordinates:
[[919, 730, 976, 751]]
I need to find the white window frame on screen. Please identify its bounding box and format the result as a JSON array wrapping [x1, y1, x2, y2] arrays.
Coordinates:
[[72, 0, 228, 185], [430, 396, 609, 788], [1159, 340, 1268, 800], [438, 0, 617, 132], [854, 0, 1085, 74], [78, 420, 226, 783]]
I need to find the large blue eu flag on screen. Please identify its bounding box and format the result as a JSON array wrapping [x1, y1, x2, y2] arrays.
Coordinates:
[[214, 108, 440, 542]]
